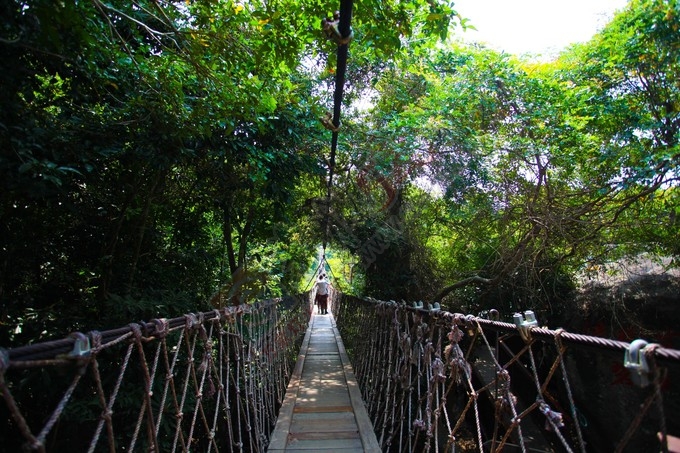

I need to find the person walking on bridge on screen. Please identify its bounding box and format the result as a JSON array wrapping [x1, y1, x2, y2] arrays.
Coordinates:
[[315, 274, 331, 314]]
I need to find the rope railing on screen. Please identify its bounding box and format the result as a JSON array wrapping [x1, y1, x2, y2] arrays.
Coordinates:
[[335, 296, 680, 453], [3, 291, 679, 452], [0, 295, 311, 452]]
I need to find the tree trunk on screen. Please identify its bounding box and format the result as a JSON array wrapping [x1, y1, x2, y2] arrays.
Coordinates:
[[126, 170, 164, 295], [223, 205, 237, 276]]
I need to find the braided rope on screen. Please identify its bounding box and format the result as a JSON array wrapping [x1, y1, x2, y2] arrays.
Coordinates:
[[3, 293, 677, 452], [35, 358, 89, 451], [88, 341, 135, 453], [0, 296, 309, 452], [554, 329, 587, 453], [336, 297, 679, 453]]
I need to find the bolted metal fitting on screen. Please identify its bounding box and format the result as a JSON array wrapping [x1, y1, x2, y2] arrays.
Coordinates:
[[513, 310, 538, 342], [624, 339, 658, 387]]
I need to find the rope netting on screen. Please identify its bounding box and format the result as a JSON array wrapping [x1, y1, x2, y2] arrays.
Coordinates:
[[0, 295, 310, 452], [335, 296, 680, 453]]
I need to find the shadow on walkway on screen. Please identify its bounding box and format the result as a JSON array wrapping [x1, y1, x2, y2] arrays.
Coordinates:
[[268, 311, 380, 452]]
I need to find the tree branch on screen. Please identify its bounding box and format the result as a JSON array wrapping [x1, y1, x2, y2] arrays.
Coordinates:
[[433, 275, 493, 302]]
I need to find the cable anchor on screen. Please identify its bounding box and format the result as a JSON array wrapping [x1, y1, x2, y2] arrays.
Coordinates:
[[513, 310, 538, 342], [624, 339, 658, 387], [68, 332, 91, 357]]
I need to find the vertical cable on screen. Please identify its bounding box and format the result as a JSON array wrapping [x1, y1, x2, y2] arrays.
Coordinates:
[[322, 0, 354, 250]]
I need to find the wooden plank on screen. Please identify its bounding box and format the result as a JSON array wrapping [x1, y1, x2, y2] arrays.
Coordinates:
[[307, 345, 339, 354], [294, 405, 352, 413], [301, 365, 344, 375], [297, 383, 350, 392], [294, 394, 351, 407], [290, 412, 358, 433], [286, 432, 364, 452], [296, 389, 351, 401], [298, 382, 347, 390], [300, 361, 343, 371], [289, 431, 360, 440], [298, 380, 347, 389]]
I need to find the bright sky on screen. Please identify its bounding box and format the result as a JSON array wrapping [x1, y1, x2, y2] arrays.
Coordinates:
[[451, 0, 629, 58]]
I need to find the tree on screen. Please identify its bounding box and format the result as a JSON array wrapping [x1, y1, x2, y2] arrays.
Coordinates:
[[0, 0, 325, 340], [333, 0, 680, 316], [0, 0, 463, 343]]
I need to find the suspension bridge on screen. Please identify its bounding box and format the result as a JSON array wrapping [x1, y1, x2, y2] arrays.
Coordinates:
[[1, 290, 679, 452]]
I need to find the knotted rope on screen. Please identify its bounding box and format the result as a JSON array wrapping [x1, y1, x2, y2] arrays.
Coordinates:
[[0, 296, 311, 452], [335, 296, 678, 453]]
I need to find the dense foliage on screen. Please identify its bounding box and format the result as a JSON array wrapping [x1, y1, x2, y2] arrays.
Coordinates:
[[0, 0, 458, 344], [329, 0, 679, 320], [1, 0, 678, 345]]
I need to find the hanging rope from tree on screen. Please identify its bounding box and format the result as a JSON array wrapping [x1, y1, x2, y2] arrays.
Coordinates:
[[321, 0, 354, 252]]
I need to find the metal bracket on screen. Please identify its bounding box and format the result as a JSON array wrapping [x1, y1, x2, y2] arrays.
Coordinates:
[[513, 310, 538, 342], [624, 339, 657, 387], [68, 332, 91, 357]]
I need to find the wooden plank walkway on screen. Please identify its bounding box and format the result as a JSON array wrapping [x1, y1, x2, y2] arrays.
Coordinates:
[[268, 311, 380, 453]]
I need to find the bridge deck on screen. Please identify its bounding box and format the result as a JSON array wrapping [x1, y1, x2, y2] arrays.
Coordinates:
[[268, 311, 380, 452]]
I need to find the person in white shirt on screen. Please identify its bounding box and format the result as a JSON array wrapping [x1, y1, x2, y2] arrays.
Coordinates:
[[315, 274, 330, 314]]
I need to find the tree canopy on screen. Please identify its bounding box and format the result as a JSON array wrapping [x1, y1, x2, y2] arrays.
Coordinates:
[[1, 0, 678, 344]]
